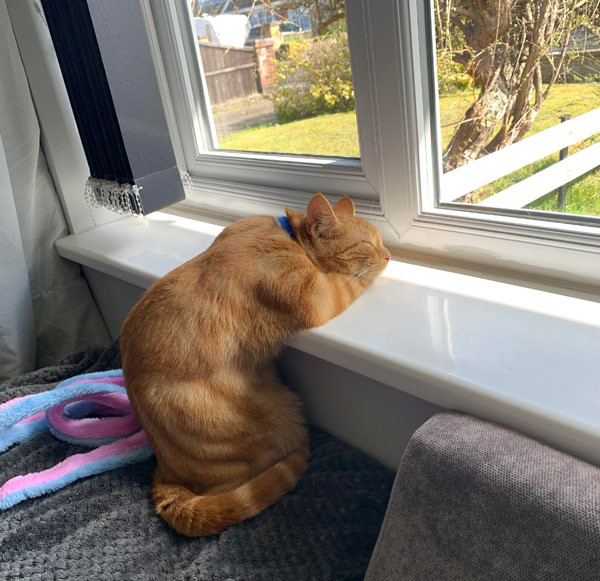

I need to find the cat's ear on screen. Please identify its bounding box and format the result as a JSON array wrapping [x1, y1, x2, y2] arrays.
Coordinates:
[[333, 196, 355, 216], [307, 193, 339, 237]]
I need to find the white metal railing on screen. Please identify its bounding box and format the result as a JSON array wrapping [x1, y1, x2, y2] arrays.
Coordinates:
[[439, 107, 600, 208]]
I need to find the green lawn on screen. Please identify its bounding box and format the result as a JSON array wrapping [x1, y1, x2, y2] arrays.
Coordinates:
[[219, 83, 600, 217], [440, 83, 600, 216], [438, 82, 600, 149], [219, 111, 360, 158]]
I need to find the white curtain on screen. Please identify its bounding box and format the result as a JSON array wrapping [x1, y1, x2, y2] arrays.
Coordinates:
[[0, 0, 110, 381]]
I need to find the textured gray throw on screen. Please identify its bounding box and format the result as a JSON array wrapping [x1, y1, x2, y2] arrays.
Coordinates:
[[0, 344, 393, 580], [366, 412, 600, 580]]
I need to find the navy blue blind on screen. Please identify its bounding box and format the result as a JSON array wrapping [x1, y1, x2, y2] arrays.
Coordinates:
[[40, 0, 134, 185]]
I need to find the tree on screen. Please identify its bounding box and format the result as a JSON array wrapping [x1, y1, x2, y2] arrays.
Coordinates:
[[440, 0, 600, 172], [190, 0, 345, 31], [273, 0, 345, 33]]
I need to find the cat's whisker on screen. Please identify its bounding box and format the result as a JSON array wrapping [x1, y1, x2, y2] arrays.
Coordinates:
[[353, 266, 369, 280]]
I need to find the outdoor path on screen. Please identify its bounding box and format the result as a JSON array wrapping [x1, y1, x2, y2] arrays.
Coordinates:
[[212, 93, 276, 138]]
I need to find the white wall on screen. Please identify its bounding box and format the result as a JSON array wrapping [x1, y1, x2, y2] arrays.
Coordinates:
[[278, 348, 440, 468], [84, 267, 440, 469]]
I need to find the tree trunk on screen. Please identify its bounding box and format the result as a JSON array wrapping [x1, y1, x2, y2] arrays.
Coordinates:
[[443, 0, 575, 175]]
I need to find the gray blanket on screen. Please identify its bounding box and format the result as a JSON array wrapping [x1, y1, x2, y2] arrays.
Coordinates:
[[0, 344, 393, 580], [366, 412, 600, 580]]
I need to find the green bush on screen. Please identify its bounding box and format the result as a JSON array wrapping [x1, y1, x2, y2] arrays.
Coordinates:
[[273, 33, 355, 123], [436, 53, 472, 94]]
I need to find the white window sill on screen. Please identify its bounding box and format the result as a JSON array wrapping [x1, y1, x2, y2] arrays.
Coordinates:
[[56, 211, 600, 467]]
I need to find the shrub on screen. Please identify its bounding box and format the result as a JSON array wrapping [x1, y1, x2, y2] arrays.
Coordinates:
[[273, 33, 355, 123], [436, 53, 472, 94]]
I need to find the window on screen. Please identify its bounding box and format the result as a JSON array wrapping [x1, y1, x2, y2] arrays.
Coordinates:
[[433, 0, 600, 224], [147, 0, 384, 217], [189, 1, 359, 159], [145, 0, 600, 289]]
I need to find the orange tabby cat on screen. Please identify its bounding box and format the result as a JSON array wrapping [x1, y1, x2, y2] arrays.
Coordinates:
[[120, 193, 390, 536]]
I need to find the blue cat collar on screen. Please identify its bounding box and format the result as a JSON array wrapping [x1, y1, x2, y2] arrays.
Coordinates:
[[278, 216, 296, 239]]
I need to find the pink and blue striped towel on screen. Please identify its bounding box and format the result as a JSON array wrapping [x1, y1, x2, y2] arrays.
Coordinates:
[[0, 369, 153, 510]]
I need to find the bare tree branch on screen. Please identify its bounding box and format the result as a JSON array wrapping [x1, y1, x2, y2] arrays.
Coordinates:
[[443, 0, 600, 170]]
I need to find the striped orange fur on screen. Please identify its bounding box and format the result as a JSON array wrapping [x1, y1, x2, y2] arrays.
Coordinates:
[[120, 194, 390, 536]]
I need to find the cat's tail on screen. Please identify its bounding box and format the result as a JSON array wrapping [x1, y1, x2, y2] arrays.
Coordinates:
[[152, 445, 309, 537]]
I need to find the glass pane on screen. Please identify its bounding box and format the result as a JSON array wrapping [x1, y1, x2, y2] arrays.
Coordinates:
[[189, 0, 359, 159], [433, 1, 600, 220]]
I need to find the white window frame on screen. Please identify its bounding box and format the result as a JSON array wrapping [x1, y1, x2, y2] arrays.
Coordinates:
[[144, 0, 600, 290], [146, 1, 378, 206]]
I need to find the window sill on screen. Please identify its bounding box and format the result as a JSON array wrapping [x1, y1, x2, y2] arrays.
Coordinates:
[[56, 211, 600, 467]]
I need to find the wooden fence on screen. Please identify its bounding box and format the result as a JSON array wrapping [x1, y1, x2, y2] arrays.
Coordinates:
[[198, 42, 258, 105], [439, 107, 600, 209]]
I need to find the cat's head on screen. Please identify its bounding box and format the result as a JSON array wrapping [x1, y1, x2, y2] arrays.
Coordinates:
[[287, 193, 391, 282]]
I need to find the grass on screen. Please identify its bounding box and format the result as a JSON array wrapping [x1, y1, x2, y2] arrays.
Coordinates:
[[438, 82, 600, 148], [439, 83, 600, 217], [526, 168, 600, 215], [218, 111, 360, 158], [218, 82, 600, 217]]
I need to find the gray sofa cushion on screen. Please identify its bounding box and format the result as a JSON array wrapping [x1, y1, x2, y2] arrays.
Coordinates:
[[366, 411, 600, 580]]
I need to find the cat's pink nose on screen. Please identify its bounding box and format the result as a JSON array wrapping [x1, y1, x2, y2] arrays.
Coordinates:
[[385, 253, 391, 263]]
